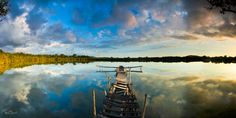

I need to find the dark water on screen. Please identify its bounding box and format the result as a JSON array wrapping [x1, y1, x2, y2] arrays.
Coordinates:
[[0, 62, 236, 118]]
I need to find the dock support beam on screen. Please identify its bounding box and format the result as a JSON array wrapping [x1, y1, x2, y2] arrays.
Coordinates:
[[93, 90, 96, 118], [142, 94, 148, 118]]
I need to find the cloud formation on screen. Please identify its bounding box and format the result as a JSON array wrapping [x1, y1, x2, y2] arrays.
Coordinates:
[[0, 0, 235, 56], [0, 12, 31, 47], [0, 63, 109, 118], [183, 0, 236, 39], [1, 62, 236, 117], [133, 74, 236, 118]]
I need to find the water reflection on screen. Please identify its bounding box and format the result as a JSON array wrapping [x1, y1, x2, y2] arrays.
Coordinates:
[[0, 62, 236, 118]]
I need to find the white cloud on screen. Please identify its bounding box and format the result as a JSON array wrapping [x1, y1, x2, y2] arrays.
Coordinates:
[[14, 12, 31, 34], [44, 42, 65, 48], [66, 31, 77, 43], [0, 12, 32, 47], [14, 84, 31, 104], [126, 13, 137, 28]]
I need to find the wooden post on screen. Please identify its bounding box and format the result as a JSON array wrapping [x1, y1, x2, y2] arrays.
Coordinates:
[[129, 68, 131, 84], [93, 90, 96, 118], [104, 90, 107, 96], [107, 76, 111, 89], [142, 94, 148, 118]]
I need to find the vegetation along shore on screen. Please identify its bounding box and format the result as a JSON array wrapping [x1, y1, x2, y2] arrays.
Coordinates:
[[1, 49, 236, 74]]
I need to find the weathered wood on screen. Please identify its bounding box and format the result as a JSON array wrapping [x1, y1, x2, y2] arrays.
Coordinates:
[[141, 94, 147, 118], [93, 90, 97, 118], [97, 66, 143, 118], [113, 85, 127, 90]]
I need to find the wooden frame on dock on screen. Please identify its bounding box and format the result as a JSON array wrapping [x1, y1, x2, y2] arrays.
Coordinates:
[[94, 65, 147, 118]]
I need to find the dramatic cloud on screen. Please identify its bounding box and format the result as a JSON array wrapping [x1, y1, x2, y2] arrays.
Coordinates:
[[38, 22, 77, 43], [26, 9, 47, 33], [183, 0, 236, 39], [133, 74, 236, 118], [0, 0, 236, 56], [0, 12, 31, 47], [0, 63, 108, 118], [1, 62, 236, 117]]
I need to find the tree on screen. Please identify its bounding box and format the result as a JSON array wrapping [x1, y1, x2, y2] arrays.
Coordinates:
[[206, 0, 236, 14], [0, 0, 8, 21], [72, 54, 77, 57]]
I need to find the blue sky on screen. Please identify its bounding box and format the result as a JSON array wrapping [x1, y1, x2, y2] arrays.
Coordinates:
[[0, 0, 236, 57]]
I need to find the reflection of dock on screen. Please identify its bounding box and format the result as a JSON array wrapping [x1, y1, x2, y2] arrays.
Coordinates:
[[95, 65, 146, 118]]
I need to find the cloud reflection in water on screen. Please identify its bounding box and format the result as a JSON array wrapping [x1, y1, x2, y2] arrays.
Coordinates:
[[0, 62, 236, 118]]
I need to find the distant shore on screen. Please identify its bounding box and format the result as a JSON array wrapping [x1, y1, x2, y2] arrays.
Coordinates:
[[1, 49, 236, 64], [95, 55, 236, 63], [1, 49, 236, 73]]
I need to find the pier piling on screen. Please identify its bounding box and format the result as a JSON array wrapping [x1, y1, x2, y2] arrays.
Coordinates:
[[93, 90, 96, 118], [142, 94, 148, 118]]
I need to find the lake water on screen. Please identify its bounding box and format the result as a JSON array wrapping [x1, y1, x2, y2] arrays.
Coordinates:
[[0, 62, 236, 118]]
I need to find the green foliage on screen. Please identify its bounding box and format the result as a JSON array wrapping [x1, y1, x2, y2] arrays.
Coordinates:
[[95, 55, 236, 63], [207, 0, 236, 14], [0, 50, 95, 74], [0, 49, 236, 74], [0, 0, 8, 16], [0, 0, 8, 21]]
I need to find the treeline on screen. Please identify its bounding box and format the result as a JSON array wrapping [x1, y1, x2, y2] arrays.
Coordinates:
[[95, 55, 236, 63], [0, 49, 95, 74], [1, 49, 236, 74]]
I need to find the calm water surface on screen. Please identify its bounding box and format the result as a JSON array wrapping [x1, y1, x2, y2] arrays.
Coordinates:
[[0, 62, 236, 118]]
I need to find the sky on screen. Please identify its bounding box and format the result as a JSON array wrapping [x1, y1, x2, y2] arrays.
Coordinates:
[[0, 0, 236, 57]]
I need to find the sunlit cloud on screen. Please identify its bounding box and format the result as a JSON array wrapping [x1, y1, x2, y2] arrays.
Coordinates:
[[0, 0, 235, 56]]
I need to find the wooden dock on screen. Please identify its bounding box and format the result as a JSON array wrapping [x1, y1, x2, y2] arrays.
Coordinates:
[[96, 66, 143, 118]]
